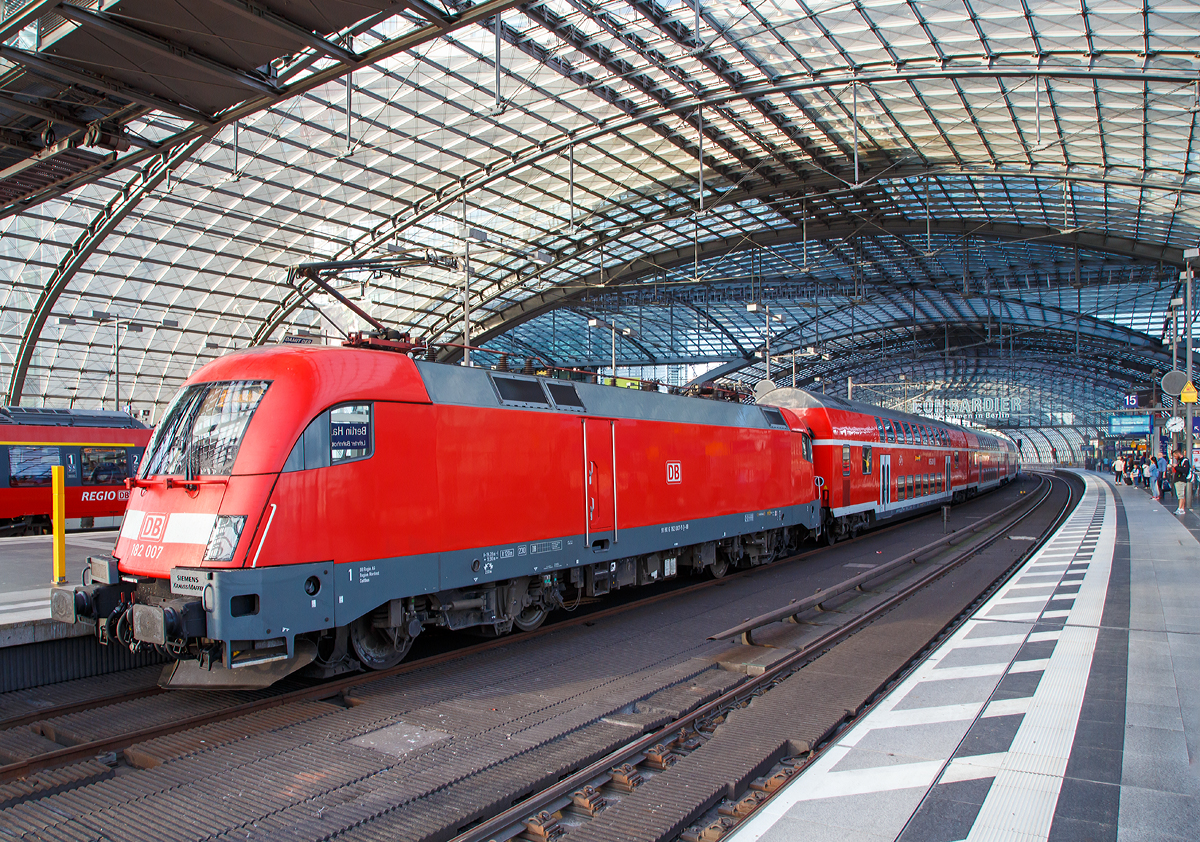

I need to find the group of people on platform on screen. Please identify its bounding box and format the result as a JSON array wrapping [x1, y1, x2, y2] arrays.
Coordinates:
[[1109, 451, 1195, 515]]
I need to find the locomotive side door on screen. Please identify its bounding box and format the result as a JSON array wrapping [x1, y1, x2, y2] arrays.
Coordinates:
[[582, 419, 616, 550], [879, 454, 892, 509]]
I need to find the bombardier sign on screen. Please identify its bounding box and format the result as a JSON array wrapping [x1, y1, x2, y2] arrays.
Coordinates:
[[909, 396, 1023, 419]]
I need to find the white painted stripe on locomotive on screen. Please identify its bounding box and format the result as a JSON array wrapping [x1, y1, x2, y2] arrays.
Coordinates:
[[163, 513, 216, 544], [120, 509, 144, 540]]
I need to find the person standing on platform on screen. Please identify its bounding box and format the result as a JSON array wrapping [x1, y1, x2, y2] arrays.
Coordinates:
[[1173, 449, 1190, 515], [1114, 455, 1124, 484], [1143, 458, 1153, 488], [1150, 456, 1161, 500], [1159, 453, 1173, 503]]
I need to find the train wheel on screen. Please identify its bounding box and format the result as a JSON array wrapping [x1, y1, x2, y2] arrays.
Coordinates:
[[513, 606, 547, 632], [708, 557, 730, 579], [824, 525, 838, 546], [349, 615, 412, 670]]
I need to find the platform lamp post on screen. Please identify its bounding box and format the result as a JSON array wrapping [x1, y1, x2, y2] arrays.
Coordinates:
[[747, 302, 783, 384], [88, 312, 179, 414], [587, 318, 633, 385], [1185, 248, 1200, 510]]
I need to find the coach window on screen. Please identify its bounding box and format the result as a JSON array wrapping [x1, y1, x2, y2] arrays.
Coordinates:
[[902, 423, 913, 444], [862, 445, 873, 475], [8, 446, 58, 487], [907, 476, 915, 498], [875, 417, 885, 443], [896, 476, 904, 501], [842, 445, 851, 476], [954, 450, 960, 467], [81, 447, 129, 485], [885, 419, 896, 443]]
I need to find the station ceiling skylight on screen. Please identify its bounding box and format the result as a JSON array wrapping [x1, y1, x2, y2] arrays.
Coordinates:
[[1, 0, 1197, 426]]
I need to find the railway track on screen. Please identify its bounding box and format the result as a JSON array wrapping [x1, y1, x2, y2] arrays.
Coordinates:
[[0, 475, 1056, 832], [451, 471, 1075, 842], [0, 483, 1009, 759]]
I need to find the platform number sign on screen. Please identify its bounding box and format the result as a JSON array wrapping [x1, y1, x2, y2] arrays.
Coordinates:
[[666, 461, 682, 484], [1123, 394, 1139, 408]]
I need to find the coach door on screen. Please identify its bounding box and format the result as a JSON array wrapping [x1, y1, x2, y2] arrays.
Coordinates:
[[879, 454, 892, 509], [945, 455, 952, 494], [583, 419, 616, 550]]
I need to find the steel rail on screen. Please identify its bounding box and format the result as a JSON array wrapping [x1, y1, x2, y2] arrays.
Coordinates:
[[0, 481, 1030, 782], [449, 473, 1066, 842], [712, 475, 1049, 644]]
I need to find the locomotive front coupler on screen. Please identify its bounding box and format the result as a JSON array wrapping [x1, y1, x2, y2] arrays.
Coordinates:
[[50, 556, 138, 632]]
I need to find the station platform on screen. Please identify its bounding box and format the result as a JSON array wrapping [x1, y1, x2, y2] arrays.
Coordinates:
[[0, 530, 116, 645], [728, 470, 1199, 842]]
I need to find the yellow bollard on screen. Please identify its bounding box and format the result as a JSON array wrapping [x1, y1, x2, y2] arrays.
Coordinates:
[[51, 464, 66, 585]]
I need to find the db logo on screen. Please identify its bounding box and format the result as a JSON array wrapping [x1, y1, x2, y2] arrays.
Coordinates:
[[139, 513, 168, 542], [666, 461, 682, 484]]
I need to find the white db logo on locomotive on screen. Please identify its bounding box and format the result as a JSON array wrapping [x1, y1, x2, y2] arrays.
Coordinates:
[[138, 513, 168, 542], [666, 461, 682, 484]]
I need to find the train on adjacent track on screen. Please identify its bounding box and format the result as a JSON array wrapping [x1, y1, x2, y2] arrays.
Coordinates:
[[52, 338, 1016, 688], [0, 407, 150, 536]]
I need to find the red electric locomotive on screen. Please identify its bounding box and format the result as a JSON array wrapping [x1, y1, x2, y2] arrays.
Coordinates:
[[53, 343, 824, 687], [1, 407, 151, 536], [763, 388, 1017, 543]]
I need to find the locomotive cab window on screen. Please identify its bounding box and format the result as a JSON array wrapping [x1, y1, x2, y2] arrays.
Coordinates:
[[801, 432, 813, 463], [81, 447, 128, 485], [331, 404, 372, 464], [862, 445, 873, 475], [140, 379, 270, 478], [284, 403, 374, 473]]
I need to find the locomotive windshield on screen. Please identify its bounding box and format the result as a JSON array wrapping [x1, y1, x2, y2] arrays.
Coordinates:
[[140, 380, 270, 478]]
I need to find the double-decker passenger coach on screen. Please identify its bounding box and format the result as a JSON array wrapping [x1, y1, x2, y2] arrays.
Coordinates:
[[762, 388, 1016, 543]]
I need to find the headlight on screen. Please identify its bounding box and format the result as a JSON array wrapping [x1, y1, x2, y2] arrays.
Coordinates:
[[204, 515, 246, 561]]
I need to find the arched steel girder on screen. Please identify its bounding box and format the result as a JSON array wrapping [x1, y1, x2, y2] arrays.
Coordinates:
[[0, 0, 531, 221], [816, 349, 1153, 398], [771, 289, 1168, 367], [571, 306, 659, 362], [688, 315, 1172, 389], [6, 136, 210, 406], [456, 219, 1181, 360], [255, 176, 1184, 354], [339, 63, 1200, 262]]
